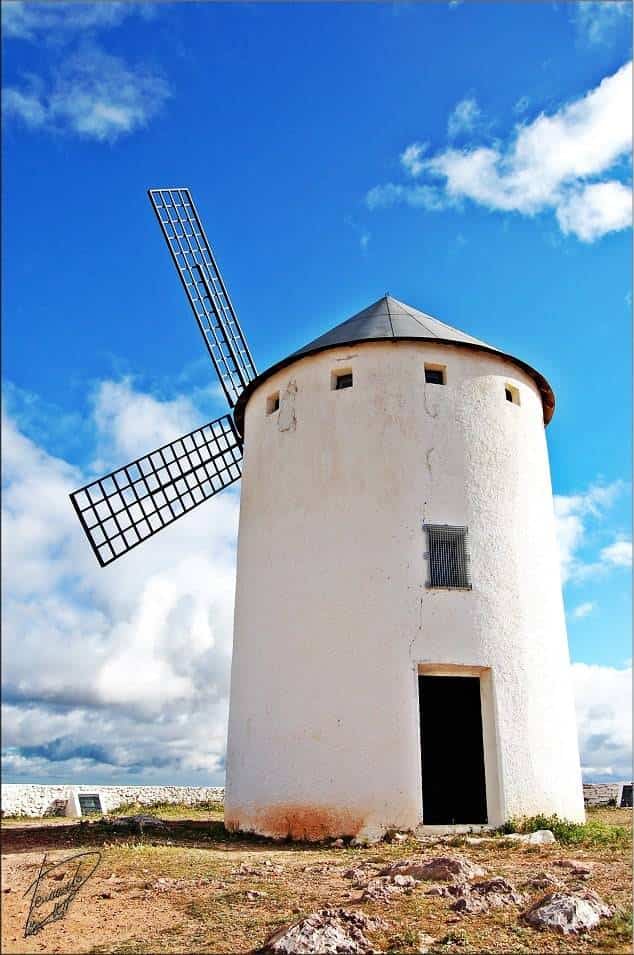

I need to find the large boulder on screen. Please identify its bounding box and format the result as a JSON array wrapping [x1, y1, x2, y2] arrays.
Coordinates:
[[450, 877, 526, 914], [381, 855, 485, 883], [523, 890, 613, 934], [258, 909, 386, 954]]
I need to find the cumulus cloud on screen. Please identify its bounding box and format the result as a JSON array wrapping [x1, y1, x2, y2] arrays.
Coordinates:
[[556, 180, 633, 242], [601, 538, 633, 568], [3, 45, 170, 142], [553, 480, 627, 583], [572, 662, 632, 781], [366, 61, 633, 242], [447, 96, 481, 139], [2, 380, 239, 783]]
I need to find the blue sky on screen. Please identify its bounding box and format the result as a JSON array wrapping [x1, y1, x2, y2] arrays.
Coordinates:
[[2, 2, 632, 786]]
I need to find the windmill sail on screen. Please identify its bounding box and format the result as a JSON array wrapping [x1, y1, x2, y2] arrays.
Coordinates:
[[148, 187, 257, 407], [70, 414, 242, 567]]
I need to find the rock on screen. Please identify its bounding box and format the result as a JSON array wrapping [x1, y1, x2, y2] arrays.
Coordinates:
[[343, 867, 367, 883], [504, 829, 555, 845], [360, 872, 416, 904], [247, 890, 269, 901], [384, 830, 409, 844], [392, 874, 416, 889], [233, 861, 283, 877], [258, 908, 386, 954], [417, 933, 436, 954], [553, 859, 593, 877], [528, 830, 556, 845], [523, 890, 613, 934], [381, 855, 485, 883], [102, 814, 168, 834], [524, 871, 563, 891], [450, 877, 526, 914], [331, 838, 345, 848]]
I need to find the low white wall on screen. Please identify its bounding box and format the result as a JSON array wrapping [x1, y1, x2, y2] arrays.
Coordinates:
[[1, 784, 224, 818], [583, 782, 630, 808]]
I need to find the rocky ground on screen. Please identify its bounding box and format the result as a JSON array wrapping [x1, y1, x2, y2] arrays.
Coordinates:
[[0, 807, 631, 953]]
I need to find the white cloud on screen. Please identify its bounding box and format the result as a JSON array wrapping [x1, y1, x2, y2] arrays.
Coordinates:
[[600, 538, 632, 568], [90, 378, 203, 473], [344, 215, 372, 253], [553, 480, 627, 583], [1, 2, 150, 41], [572, 601, 596, 619], [573, 1, 632, 46], [366, 182, 446, 211], [556, 180, 633, 242], [513, 96, 530, 115], [1, 88, 46, 127], [447, 96, 481, 139], [400, 141, 427, 177], [366, 61, 633, 242], [3, 46, 171, 142], [2, 380, 240, 783], [572, 662, 632, 781]]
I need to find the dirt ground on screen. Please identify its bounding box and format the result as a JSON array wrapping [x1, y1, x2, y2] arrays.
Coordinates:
[[1, 808, 631, 954]]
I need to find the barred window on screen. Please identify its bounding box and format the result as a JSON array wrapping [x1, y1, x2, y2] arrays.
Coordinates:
[[424, 524, 471, 589]]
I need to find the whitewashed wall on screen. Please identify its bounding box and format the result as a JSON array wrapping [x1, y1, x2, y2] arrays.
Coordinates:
[[1, 784, 224, 817], [226, 340, 585, 840]]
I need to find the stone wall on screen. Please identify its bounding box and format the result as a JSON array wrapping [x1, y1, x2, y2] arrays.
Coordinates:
[[1, 784, 224, 818], [582, 782, 631, 808], [3, 782, 631, 818]]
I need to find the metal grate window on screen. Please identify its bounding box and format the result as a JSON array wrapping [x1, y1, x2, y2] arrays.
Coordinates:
[[423, 524, 471, 589]]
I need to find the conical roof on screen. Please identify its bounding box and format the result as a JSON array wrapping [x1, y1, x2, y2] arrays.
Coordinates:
[[292, 295, 493, 356], [234, 295, 554, 432]]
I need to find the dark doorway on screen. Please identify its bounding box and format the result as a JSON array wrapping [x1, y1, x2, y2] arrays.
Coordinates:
[[419, 675, 488, 824]]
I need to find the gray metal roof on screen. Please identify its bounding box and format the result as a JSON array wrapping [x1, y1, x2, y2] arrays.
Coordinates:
[[292, 295, 493, 355], [234, 295, 555, 432]]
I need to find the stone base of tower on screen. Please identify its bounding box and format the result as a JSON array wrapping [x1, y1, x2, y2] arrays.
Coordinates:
[[224, 803, 420, 843]]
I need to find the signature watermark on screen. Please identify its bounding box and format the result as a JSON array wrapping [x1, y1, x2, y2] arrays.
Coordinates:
[[23, 850, 101, 938]]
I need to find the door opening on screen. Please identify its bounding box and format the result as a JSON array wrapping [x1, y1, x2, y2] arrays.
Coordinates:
[[419, 674, 488, 824]]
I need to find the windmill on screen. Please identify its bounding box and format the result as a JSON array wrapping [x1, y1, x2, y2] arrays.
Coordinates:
[[70, 189, 585, 840], [70, 188, 256, 567]]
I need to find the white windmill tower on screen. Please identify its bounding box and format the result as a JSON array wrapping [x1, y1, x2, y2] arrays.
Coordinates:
[[71, 189, 584, 840]]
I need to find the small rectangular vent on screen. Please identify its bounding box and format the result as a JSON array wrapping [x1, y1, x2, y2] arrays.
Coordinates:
[[423, 524, 471, 590], [335, 372, 353, 390], [425, 365, 446, 385]]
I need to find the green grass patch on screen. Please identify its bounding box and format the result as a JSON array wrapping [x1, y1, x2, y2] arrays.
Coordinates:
[[111, 800, 223, 818], [497, 813, 631, 846]]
